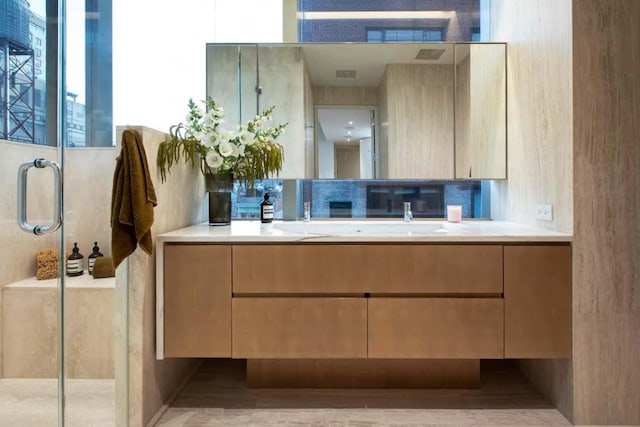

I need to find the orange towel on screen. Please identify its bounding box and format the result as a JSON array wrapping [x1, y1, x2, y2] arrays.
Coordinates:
[[111, 129, 157, 269]]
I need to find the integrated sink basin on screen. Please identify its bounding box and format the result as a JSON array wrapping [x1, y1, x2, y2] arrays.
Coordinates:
[[273, 221, 451, 236]]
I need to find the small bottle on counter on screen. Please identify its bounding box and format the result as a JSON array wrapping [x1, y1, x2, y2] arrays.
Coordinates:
[[66, 242, 84, 277], [88, 242, 104, 275], [260, 192, 274, 224]]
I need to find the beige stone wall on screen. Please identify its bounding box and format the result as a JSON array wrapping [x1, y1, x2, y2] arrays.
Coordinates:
[[489, 0, 574, 420], [115, 126, 204, 426], [489, 0, 573, 233]]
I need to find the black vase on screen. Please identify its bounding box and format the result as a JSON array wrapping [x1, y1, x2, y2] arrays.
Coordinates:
[[205, 172, 233, 226]]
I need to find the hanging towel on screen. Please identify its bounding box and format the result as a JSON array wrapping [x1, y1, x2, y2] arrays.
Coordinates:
[[111, 129, 157, 269]]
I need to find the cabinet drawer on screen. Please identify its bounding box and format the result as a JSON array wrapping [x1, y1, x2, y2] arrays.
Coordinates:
[[368, 298, 504, 358], [164, 244, 231, 357], [232, 298, 367, 358], [233, 245, 503, 294]]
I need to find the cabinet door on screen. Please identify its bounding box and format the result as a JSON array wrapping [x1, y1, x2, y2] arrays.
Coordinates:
[[232, 297, 367, 358], [233, 245, 502, 294], [368, 298, 504, 358], [504, 245, 571, 358], [164, 244, 231, 357]]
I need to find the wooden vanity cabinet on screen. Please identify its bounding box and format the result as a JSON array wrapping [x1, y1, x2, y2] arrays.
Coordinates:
[[162, 242, 571, 360], [164, 244, 231, 357]]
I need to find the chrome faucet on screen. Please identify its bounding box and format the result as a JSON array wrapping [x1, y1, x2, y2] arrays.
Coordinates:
[[303, 202, 311, 222], [403, 202, 413, 222]]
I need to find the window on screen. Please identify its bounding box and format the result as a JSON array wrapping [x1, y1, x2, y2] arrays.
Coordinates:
[[232, 180, 284, 220], [301, 180, 483, 220], [366, 28, 443, 42], [298, 1, 481, 43]]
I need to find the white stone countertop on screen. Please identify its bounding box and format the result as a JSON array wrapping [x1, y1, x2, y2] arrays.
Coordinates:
[[156, 220, 572, 243]]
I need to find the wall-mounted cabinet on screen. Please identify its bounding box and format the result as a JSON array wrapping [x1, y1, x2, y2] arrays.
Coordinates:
[[163, 243, 570, 360], [206, 42, 507, 180], [455, 44, 507, 179]]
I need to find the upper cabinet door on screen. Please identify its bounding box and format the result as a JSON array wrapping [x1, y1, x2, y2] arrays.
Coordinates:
[[455, 43, 507, 179]]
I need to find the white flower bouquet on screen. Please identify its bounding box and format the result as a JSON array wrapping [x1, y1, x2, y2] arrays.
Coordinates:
[[158, 97, 287, 184]]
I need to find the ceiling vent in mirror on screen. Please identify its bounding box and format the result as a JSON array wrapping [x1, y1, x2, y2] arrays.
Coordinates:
[[335, 70, 357, 78], [415, 49, 445, 60]]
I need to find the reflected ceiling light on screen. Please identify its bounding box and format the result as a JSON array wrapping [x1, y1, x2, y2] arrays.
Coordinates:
[[348, 121, 353, 125]]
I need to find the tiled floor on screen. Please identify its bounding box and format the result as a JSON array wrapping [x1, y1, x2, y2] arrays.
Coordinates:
[[156, 360, 572, 426], [0, 378, 115, 427]]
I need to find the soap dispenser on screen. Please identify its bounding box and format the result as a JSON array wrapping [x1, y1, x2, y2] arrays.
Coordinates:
[[88, 241, 104, 275], [260, 193, 274, 223], [66, 242, 84, 277]]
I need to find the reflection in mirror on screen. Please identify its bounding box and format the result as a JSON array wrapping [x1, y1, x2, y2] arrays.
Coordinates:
[[206, 42, 506, 180], [316, 107, 374, 179], [455, 44, 506, 179]]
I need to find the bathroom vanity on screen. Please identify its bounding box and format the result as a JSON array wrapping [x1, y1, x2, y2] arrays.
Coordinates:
[[156, 221, 571, 387]]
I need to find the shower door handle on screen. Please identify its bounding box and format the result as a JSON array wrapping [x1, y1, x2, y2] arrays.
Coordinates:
[[17, 158, 63, 235]]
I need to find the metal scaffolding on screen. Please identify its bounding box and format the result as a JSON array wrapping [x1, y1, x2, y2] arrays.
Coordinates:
[[1, 38, 35, 143]]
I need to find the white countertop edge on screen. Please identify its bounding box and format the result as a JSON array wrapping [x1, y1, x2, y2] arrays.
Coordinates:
[[157, 234, 571, 243], [156, 220, 573, 243]]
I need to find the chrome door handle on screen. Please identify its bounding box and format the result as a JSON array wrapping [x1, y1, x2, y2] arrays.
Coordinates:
[[17, 158, 63, 235]]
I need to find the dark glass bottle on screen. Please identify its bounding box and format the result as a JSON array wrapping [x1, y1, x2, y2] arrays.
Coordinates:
[[88, 241, 104, 275], [260, 192, 274, 223], [66, 242, 84, 277]]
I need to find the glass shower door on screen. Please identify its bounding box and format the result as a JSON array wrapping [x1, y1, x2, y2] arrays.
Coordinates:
[[63, 0, 124, 425], [1, 0, 125, 424]]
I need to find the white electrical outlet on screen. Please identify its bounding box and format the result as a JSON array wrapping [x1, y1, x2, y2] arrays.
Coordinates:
[[535, 204, 553, 221]]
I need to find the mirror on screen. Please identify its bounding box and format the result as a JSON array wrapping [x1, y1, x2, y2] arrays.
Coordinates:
[[206, 42, 506, 179], [455, 44, 507, 179]]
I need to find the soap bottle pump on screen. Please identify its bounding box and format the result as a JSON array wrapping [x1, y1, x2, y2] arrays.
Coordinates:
[[88, 241, 104, 275], [260, 192, 274, 223], [66, 242, 84, 277]]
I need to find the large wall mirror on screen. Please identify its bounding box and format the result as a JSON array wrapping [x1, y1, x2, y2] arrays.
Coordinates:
[[206, 42, 506, 180]]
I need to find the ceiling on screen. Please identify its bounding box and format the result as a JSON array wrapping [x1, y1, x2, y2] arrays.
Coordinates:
[[300, 43, 455, 87], [317, 108, 372, 144]]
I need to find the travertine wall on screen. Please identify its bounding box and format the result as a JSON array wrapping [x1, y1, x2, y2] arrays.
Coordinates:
[[489, 0, 573, 233], [115, 126, 205, 426], [489, 0, 574, 419]]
